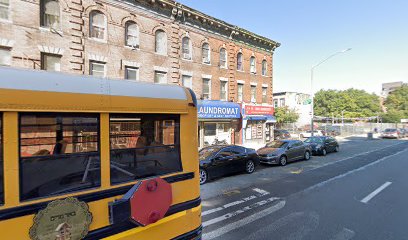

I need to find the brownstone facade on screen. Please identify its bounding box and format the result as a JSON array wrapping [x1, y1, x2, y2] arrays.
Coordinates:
[[0, 0, 279, 105]]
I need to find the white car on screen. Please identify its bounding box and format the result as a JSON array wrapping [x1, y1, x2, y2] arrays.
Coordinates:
[[299, 130, 324, 138]]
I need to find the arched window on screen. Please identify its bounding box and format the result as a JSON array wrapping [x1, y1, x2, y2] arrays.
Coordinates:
[[202, 43, 210, 64], [262, 60, 267, 76], [155, 30, 167, 55], [182, 37, 192, 60], [41, 0, 60, 29], [90, 11, 107, 40], [219, 48, 227, 68], [250, 56, 256, 73], [237, 52, 243, 71], [125, 21, 139, 47]]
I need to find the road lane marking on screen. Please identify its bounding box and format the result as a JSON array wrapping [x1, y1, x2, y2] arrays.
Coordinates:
[[202, 196, 279, 227], [361, 182, 392, 204], [330, 228, 355, 240], [202, 188, 270, 216], [202, 200, 286, 240]]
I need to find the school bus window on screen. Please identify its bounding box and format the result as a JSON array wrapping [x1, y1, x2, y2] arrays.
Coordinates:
[[19, 113, 100, 201], [110, 114, 182, 185], [0, 114, 3, 204]]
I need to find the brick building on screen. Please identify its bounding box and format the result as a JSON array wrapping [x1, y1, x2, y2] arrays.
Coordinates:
[[0, 0, 280, 147]]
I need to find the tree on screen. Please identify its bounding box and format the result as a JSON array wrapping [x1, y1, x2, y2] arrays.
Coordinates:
[[382, 85, 408, 123], [274, 106, 299, 123], [314, 88, 381, 119]]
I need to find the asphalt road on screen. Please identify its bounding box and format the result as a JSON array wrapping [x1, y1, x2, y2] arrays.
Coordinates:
[[200, 138, 408, 240]]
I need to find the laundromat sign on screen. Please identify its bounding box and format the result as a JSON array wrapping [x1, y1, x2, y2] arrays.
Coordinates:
[[197, 100, 241, 119]]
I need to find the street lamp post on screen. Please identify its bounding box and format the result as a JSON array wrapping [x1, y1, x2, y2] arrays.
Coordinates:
[[310, 48, 351, 136]]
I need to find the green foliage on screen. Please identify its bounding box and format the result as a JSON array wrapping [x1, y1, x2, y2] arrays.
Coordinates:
[[382, 85, 408, 123], [314, 88, 381, 118], [275, 106, 299, 123]]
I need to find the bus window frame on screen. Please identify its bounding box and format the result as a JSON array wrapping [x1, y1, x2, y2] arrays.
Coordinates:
[[18, 112, 102, 202], [109, 113, 183, 185]]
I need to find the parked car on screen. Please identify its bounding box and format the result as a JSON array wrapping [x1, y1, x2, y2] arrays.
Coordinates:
[[274, 129, 291, 140], [257, 140, 311, 166], [398, 128, 407, 138], [323, 126, 341, 136], [299, 130, 324, 138], [381, 128, 402, 139], [199, 145, 259, 184], [304, 136, 339, 156]]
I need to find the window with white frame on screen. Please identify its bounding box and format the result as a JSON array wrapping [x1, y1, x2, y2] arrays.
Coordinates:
[[237, 83, 244, 102], [0, 48, 11, 66], [250, 56, 256, 74], [219, 48, 227, 68], [41, 0, 60, 29], [237, 52, 243, 71], [182, 37, 192, 60], [90, 61, 105, 77], [125, 66, 139, 81], [90, 11, 106, 40], [280, 98, 285, 107], [125, 21, 139, 48], [41, 53, 61, 71], [0, 0, 10, 20], [155, 30, 167, 55], [202, 78, 211, 100], [251, 85, 257, 103], [154, 71, 167, 84], [262, 60, 267, 76], [181, 75, 192, 89], [262, 87, 267, 103], [202, 43, 210, 64], [220, 80, 228, 101]]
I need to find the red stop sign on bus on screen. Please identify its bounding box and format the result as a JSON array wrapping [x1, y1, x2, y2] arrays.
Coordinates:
[[129, 178, 172, 226]]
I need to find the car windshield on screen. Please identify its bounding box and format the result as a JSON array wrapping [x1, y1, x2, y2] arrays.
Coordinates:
[[265, 141, 288, 148], [304, 137, 323, 143], [384, 128, 397, 132], [199, 146, 222, 160]]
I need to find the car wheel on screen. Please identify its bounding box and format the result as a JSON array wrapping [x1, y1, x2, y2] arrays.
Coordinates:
[[245, 160, 255, 174], [279, 155, 287, 166], [304, 151, 311, 160], [199, 169, 208, 185], [321, 148, 327, 156], [334, 146, 339, 152]]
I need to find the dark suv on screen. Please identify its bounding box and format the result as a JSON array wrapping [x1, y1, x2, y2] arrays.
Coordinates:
[[274, 129, 291, 140]]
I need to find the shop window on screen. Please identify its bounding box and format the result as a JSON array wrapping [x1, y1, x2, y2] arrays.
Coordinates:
[[40, 0, 60, 29], [155, 30, 167, 55], [90, 61, 105, 77], [220, 81, 228, 101], [0, 114, 3, 204], [262, 87, 267, 103], [250, 56, 256, 74], [182, 37, 192, 60], [251, 86, 257, 103], [19, 113, 100, 201], [237, 52, 243, 71], [0, 47, 11, 66], [262, 60, 267, 76], [41, 53, 61, 72], [219, 48, 227, 68], [246, 121, 264, 140], [204, 123, 216, 136], [109, 114, 182, 185], [125, 66, 139, 81], [90, 11, 107, 40], [154, 71, 167, 84], [202, 78, 211, 100], [0, 0, 9, 20], [202, 43, 210, 64], [125, 21, 139, 48], [237, 83, 243, 102], [182, 75, 192, 89]]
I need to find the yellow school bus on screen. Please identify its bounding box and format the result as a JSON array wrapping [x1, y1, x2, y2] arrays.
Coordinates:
[[0, 67, 201, 240]]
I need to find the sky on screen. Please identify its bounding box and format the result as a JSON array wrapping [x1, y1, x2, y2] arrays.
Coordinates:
[[177, 0, 408, 95]]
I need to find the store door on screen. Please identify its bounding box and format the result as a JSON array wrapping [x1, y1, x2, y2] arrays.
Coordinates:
[[216, 123, 231, 144]]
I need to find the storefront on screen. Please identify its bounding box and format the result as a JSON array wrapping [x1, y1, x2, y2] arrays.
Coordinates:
[[242, 104, 276, 148], [197, 100, 241, 148]]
